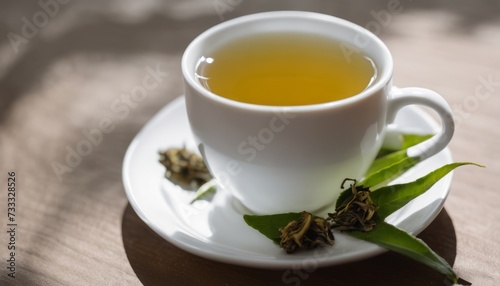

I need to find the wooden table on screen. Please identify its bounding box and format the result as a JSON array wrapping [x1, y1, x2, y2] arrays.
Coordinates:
[[1, 1, 499, 285]]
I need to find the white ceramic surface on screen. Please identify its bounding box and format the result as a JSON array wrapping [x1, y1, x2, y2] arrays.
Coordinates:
[[122, 96, 453, 269], [182, 11, 455, 214]]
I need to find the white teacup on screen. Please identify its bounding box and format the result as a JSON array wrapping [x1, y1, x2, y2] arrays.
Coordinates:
[[182, 11, 454, 214]]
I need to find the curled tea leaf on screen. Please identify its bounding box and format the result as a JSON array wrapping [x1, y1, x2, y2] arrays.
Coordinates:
[[159, 147, 212, 190], [280, 211, 334, 253], [328, 178, 378, 232]]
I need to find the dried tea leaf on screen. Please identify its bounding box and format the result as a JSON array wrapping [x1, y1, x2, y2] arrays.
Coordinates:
[[159, 147, 212, 190], [328, 179, 377, 232], [280, 211, 334, 253], [244, 212, 334, 253]]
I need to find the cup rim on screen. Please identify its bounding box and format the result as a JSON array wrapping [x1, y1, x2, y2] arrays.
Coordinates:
[[182, 11, 393, 112]]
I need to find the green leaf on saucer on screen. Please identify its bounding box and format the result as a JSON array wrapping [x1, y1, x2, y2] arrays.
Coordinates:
[[371, 162, 483, 219], [376, 133, 432, 158], [190, 179, 218, 204], [402, 134, 434, 149], [336, 134, 432, 208], [239, 133, 484, 283], [346, 162, 483, 283], [348, 221, 457, 283], [363, 134, 432, 189], [367, 149, 409, 177], [362, 152, 420, 190], [244, 162, 483, 284], [243, 212, 302, 244]]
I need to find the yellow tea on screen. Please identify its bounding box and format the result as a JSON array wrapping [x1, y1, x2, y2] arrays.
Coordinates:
[[196, 32, 377, 106]]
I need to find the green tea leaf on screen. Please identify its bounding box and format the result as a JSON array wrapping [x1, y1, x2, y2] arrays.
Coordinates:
[[243, 213, 302, 244], [363, 134, 432, 188], [348, 221, 457, 283], [376, 133, 432, 158], [372, 162, 483, 219], [401, 134, 434, 149], [362, 153, 420, 189], [374, 147, 397, 159], [377, 133, 432, 156], [366, 149, 408, 178], [190, 180, 217, 204]]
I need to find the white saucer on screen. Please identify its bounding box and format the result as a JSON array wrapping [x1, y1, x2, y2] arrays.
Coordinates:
[[122, 96, 453, 269]]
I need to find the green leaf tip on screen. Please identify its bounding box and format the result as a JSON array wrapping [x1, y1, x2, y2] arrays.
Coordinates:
[[190, 180, 217, 204], [348, 221, 458, 284], [372, 162, 483, 219]]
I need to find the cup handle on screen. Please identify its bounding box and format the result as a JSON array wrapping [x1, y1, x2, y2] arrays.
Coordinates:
[[387, 87, 455, 160]]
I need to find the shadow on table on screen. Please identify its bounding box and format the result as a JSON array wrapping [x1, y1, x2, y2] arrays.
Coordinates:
[[121, 203, 457, 286], [1, 0, 499, 124]]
